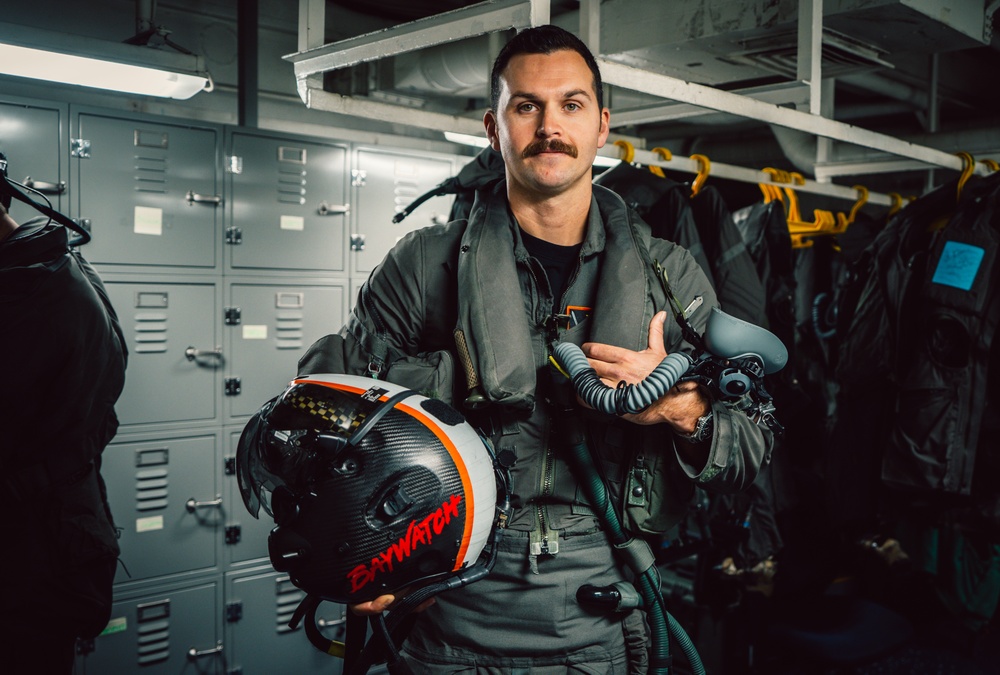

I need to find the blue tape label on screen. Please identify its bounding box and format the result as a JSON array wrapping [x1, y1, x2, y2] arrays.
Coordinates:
[[931, 241, 985, 291]]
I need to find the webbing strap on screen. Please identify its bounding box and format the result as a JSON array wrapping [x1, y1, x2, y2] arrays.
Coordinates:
[[614, 537, 657, 577]]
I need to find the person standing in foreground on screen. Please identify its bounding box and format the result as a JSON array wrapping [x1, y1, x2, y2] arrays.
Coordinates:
[[298, 25, 773, 673], [0, 192, 126, 674]]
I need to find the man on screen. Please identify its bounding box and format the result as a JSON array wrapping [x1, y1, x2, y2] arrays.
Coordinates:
[[297, 25, 771, 673], [0, 176, 126, 673]]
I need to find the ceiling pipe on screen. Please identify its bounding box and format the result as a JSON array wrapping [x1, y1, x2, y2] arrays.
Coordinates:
[[238, 0, 259, 128], [136, 0, 156, 35]]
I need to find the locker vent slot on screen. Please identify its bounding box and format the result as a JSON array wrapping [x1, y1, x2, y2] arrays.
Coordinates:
[[136, 599, 170, 666], [277, 168, 306, 205], [275, 576, 305, 634], [275, 309, 304, 350], [136, 468, 169, 511], [134, 155, 168, 194], [134, 312, 168, 354], [393, 178, 420, 214]]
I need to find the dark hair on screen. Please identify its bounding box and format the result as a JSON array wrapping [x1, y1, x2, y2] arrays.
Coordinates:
[[489, 25, 603, 112]]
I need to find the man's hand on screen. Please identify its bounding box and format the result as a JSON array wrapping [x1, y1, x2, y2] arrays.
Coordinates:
[[581, 311, 709, 434], [349, 592, 436, 616]]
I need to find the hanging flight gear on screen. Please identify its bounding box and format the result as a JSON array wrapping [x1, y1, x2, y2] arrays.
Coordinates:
[[550, 270, 788, 675], [236, 373, 511, 674]]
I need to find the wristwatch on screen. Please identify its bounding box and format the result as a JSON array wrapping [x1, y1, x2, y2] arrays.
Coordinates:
[[679, 410, 714, 444]]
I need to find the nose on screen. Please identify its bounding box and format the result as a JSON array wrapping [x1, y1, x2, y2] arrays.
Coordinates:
[[536, 107, 561, 138]]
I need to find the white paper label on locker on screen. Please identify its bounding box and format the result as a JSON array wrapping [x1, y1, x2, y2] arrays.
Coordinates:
[[136, 515, 164, 533], [134, 206, 163, 236], [280, 215, 305, 231], [243, 324, 268, 340]]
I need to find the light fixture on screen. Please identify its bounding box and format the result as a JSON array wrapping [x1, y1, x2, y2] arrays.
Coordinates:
[[0, 23, 211, 100], [444, 131, 491, 148]]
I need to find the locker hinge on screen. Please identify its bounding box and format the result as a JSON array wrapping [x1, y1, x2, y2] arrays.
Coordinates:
[[225, 525, 242, 545], [225, 226, 243, 245], [350, 233, 366, 252], [224, 456, 236, 475], [224, 307, 242, 325], [225, 377, 242, 396], [76, 639, 95, 656], [226, 601, 243, 623], [227, 668, 244, 675], [351, 169, 367, 187], [226, 155, 244, 174], [70, 138, 91, 159]]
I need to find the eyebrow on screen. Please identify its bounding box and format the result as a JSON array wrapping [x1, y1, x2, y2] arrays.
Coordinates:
[[509, 88, 594, 102]]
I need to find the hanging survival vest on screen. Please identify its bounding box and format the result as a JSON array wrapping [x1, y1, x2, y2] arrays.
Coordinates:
[[880, 172, 1000, 500]]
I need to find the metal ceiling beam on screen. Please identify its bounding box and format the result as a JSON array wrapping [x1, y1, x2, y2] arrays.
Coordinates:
[[300, 88, 486, 136], [597, 58, 987, 174], [285, 0, 547, 81], [611, 82, 809, 126]]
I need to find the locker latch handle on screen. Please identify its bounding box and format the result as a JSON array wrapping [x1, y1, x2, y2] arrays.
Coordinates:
[[184, 345, 224, 363], [185, 495, 223, 513], [185, 190, 222, 206], [187, 640, 223, 660], [23, 177, 66, 195], [317, 201, 350, 216]]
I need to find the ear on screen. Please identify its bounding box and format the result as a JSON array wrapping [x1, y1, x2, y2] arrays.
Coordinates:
[[484, 110, 501, 152], [596, 108, 611, 149]]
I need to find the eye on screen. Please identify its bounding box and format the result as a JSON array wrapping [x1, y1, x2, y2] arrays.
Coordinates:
[[565, 102, 581, 112], [517, 102, 537, 113]]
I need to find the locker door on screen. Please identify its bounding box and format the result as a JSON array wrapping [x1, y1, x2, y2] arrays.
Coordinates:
[[225, 280, 346, 420], [225, 568, 344, 674], [228, 131, 348, 272], [74, 112, 220, 268], [0, 98, 66, 213], [224, 427, 272, 568], [352, 149, 456, 275], [76, 580, 222, 674], [103, 434, 220, 583], [104, 277, 219, 428]]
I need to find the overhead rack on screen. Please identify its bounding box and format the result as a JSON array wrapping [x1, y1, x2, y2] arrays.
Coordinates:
[[286, 0, 993, 207]]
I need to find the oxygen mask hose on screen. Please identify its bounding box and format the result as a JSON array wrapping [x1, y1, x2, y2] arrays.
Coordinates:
[[551, 342, 693, 416]]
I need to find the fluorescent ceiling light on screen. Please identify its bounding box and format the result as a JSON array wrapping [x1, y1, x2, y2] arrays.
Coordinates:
[[0, 23, 210, 100], [444, 131, 491, 148]]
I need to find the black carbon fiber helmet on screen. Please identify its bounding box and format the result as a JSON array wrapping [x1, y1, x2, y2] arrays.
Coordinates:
[[237, 374, 498, 604]]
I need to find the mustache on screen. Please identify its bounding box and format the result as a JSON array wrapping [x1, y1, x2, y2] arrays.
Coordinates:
[[522, 139, 578, 159]]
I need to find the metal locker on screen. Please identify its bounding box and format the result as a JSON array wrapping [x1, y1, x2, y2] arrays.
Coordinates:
[[351, 148, 457, 275], [102, 276, 220, 428], [0, 97, 67, 214], [75, 579, 223, 674], [73, 111, 220, 268], [223, 427, 271, 569], [224, 279, 347, 421], [227, 130, 348, 273], [102, 433, 220, 584], [225, 567, 344, 674]]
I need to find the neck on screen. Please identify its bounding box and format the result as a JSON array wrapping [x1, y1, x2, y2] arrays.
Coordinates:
[[506, 180, 591, 246]]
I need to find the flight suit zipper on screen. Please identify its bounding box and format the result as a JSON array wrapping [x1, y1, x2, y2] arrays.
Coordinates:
[[529, 439, 559, 574]]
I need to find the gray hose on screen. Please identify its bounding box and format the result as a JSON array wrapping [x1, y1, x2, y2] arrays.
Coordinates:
[[551, 342, 694, 416]]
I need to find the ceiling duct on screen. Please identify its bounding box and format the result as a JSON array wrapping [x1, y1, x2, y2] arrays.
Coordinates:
[[728, 27, 893, 80]]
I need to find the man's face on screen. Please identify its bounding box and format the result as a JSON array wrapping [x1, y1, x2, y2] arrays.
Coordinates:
[[485, 49, 610, 199]]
